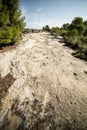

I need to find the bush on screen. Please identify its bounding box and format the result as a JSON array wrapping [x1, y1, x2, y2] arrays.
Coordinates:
[[62, 17, 87, 61], [74, 50, 87, 61], [0, 25, 21, 45]]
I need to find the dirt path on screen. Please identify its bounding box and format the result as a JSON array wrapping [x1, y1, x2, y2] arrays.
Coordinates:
[[0, 32, 87, 130]]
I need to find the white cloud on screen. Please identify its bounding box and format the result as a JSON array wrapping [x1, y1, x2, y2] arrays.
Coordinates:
[[36, 7, 43, 13], [26, 17, 62, 29], [20, 5, 62, 29]]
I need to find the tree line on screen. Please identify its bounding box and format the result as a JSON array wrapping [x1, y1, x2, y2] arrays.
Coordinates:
[[43, 17, 87, 61]]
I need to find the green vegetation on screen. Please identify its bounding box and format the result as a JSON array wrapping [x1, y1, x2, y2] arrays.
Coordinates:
[[43, 17, 87, 61], [63, 17, 87, 61], [51, 27, 60, 37], [43, 25, 50, 32], [0, 0, 26, 46]]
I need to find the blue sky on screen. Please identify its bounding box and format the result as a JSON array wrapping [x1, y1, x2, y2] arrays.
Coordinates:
[[20, 0, 87, 29]]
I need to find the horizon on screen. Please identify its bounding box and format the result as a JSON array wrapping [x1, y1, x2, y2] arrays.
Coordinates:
[[20, 0, 87, 29]]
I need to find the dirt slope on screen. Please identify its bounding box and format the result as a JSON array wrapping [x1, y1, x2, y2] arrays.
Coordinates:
[[0, 32, 87, 130]]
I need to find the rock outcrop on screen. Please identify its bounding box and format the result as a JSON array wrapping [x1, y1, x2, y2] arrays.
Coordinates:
[[0, 32, 87, 130]]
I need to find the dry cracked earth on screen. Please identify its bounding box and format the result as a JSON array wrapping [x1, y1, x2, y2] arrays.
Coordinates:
[[0, 32, 87, 130]]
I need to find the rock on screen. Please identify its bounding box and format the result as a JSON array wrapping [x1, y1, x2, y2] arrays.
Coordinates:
[[0, 32, 87, 130]]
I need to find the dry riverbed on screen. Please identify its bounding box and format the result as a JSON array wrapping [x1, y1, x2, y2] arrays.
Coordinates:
[[0, 32, 87, 130]]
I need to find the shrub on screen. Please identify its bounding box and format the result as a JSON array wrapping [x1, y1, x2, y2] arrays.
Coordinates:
[[62, 17, 87, 61], [51, 27, 60, 36]]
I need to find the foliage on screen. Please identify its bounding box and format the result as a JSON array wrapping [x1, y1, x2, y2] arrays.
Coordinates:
[[43, 25, 50, 32], [69, 17, 85, 35], [0, 0, 26, 46], [61, 23, 70, 30], [51, 27, 60, 36], [63, 17, 87, 61], [83, 21, 87, 36]]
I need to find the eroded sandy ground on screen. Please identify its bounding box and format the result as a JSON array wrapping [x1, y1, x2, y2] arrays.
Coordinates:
[[0, 32, 87, 130]]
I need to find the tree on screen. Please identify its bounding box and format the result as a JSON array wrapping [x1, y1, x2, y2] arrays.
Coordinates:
[[72, 17, 83, 25], [69, 29, 78, 36], [0, 0, 26, 45], [83, 21, 87, 36], [61, 23, 70, 30], [69, 17, 85, 35], [44, 25, 50, 32]]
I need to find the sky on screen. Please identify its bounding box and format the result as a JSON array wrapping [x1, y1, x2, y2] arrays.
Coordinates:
[[19, 0, 87, 29]]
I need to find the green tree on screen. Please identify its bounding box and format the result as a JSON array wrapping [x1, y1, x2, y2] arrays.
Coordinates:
[[61, 23, 70, 30], [44, 25, 50, 32], [83, 21, 87, 36], [72, 17, 83, 25], [0, 0, 26, 45], [69, 17, 85, 35], [67, 29, 78, 37], [0, 0, 2, 9]]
